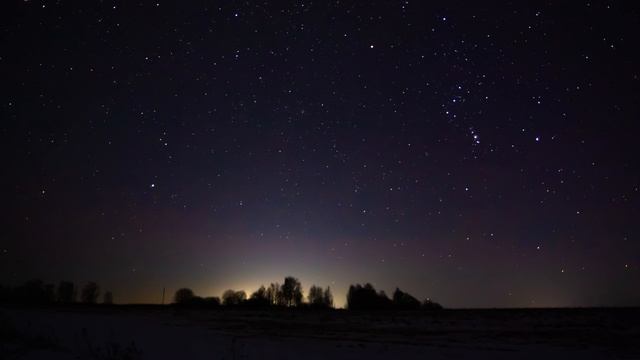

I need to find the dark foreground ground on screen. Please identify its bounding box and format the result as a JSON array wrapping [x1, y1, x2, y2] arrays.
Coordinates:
[[1, 305, 639, 359]]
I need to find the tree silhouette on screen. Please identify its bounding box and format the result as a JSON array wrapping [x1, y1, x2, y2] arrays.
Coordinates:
[[422, 298, 443, 310], [174, 288, 195, 305], [222, 289, 247, 306], [15, 279, 47, 304], [222, 290, 234, 305], [251, 285, 267, 300], [57, 281, 76, 303], [0, 280, 69, 305], [103, 291, 113, 305], [346, 285, 357, 309], [308, 285, 334, 308], [265, 282, 287, 306], [2, 276, 444, 310], [202, 296, 221, 307], [323, 286, 334, 308], [44, 283, 56, 303], [307, 285, 324, 306], [308, 285, 324, 307], [392, 287, 421, 310], [346, 283, 441, 311], [281, 276, 303, 307], [247, 286, 270, 307], [81, 282, 100, 304], [347, 283, 392, 310], [0, 285, 8, 303]]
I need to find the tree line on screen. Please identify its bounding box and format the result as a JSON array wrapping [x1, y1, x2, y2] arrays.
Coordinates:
[[347, 283, 442, 310], [0, 279, 113, 305], [0, 277, 443, 311], [173, 276, 442, 311], [173, 276, 334, 309]]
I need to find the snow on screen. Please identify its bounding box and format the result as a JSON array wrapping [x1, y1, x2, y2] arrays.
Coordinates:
[[2, 306, 638, 359]]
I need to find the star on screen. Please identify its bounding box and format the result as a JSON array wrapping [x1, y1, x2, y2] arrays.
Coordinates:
[[4, 0, 638, 310]]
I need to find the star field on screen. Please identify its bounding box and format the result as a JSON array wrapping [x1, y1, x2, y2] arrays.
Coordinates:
[[1, 1, 639, 307]]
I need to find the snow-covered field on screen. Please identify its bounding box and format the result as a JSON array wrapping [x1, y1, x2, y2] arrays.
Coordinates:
[[1, 306, 638, 359]]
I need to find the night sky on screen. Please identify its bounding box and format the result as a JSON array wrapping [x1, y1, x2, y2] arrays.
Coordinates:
[[2, 1, 639, 308]]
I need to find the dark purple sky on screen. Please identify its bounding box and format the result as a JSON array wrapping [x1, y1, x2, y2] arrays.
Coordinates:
[[2, 1, 639, 307]]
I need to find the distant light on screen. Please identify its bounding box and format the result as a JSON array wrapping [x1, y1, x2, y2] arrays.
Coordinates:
[[150, 183, 156, 188]]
